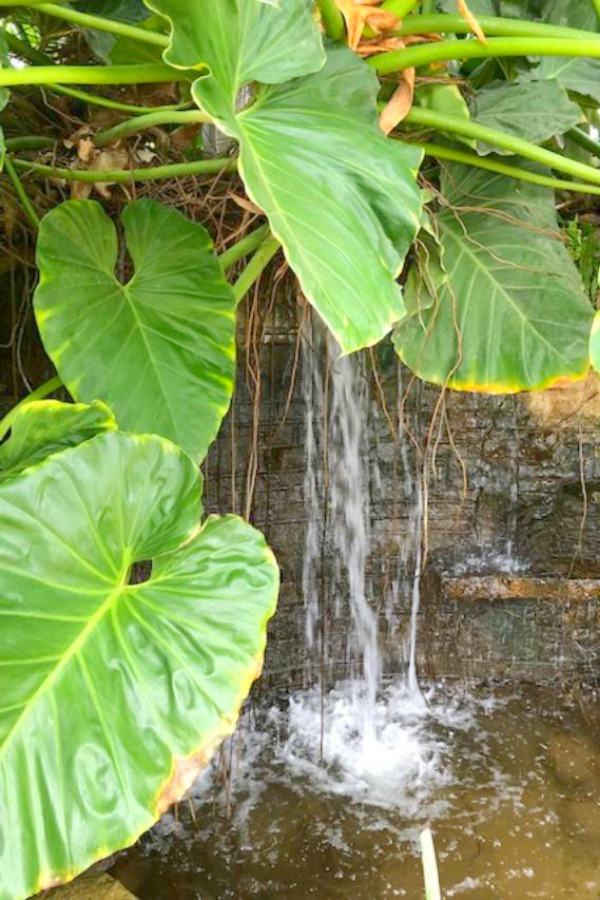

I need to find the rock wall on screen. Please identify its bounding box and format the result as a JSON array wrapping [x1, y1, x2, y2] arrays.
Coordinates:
[[205, 293, 600, 688]]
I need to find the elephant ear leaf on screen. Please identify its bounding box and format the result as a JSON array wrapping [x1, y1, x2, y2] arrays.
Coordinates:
[[0, 431, 279, 900], [34, 199, 236, 462], [394, 163, 593, 393], [147, 0, 423, 353], [0, 399, 116, 480]]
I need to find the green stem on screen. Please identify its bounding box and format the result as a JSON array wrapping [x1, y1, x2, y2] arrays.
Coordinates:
[[382, 0, 422, 15], [396, 13, 600, 42], [593, 0, 600, 28], [233, 236, 281, 305], [93, 110, 210, 147], [414, 140, 600, 196], [2, 33, 189, 113], [0, 376, 62, 441], [3, 156, 41, 229], [4, 136, 54, 151], [404, 106, 600, 187], [0, 63, 187, 87], [11, 155, 236, 182], [34, 3, 168, 47], [315, 0, 345, 41], [370, 37, 600, 74], [567, 127, 600, 158], [219, 224, 270, 271], [53, 85, 191, 115]]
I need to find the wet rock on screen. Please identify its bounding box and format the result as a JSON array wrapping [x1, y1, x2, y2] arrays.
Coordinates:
[[42, 870, 137, 900]]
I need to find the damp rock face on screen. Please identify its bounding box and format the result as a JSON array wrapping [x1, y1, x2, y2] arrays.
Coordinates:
[[203, 299, 600, 687], [41, 871, 137, 900]]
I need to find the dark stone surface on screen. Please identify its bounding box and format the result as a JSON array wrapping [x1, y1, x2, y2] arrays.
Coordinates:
[[204, 295, 600, 687]]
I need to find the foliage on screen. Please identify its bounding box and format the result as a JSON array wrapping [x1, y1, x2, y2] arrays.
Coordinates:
[[394, 163, 593, 391], [35, 199, 236, 462], [1, 0, 600, 895], [0, 432, 278, 899], [0, 400, 116, 479], [469, 80, 581, 154]]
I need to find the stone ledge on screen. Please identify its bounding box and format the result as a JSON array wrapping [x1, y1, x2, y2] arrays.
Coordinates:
[[442, 575, 600, 603]]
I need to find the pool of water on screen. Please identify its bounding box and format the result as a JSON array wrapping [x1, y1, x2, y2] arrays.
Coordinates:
[[111, 682, 600, 899]]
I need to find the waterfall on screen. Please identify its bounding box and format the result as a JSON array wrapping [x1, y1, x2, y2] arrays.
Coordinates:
[[328, 350, 380, 741], [301, 322, 325, 670], [300, 319, 426, 745]]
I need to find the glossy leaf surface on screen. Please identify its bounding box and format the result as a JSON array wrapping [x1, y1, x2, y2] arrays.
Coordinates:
[[148, 0, 423, 352], [0, 399, 116, 480], [394, 164, 593, 393], [34, 199, 236, 462], [0, 431, 279, 900]]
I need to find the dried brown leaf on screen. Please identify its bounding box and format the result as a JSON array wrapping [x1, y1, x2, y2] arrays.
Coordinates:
[[335, 0, 399, 50], [77, 138, 95, 163], [357, 36, 406, 56], [379, 67, 416, 134], [228, 192, 263, 215], [458, 0, 487, 44]]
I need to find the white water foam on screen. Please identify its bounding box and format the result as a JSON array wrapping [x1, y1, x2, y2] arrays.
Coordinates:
[[279, 680, 489, 813]]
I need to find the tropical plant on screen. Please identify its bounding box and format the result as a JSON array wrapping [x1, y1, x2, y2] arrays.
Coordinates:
[[1, 0, 600, 896]]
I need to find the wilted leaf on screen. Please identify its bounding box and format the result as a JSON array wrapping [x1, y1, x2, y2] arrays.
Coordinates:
[[379, 65, 415, 134], [457, 0, 487, 43], [335, 0, 399, 50]]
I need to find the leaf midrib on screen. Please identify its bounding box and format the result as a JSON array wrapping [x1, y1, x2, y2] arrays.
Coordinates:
[[0, 573, 130, 765], [439, 217, 577, 362], [111, 278, 182, 445]]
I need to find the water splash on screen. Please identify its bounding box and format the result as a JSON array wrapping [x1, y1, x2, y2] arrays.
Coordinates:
[[299, 321, 429, 772]]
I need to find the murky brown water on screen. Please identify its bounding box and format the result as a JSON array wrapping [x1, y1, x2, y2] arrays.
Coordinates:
[[112, 685, 600, 899]]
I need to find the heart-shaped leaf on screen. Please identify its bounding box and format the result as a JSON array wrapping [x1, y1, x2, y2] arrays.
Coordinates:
[[0, 399, 116, 480], [34, 199, 236, 462], [147, 0, 423, 353], [394, 163, 593, 392], [0, 431, 279, 900]]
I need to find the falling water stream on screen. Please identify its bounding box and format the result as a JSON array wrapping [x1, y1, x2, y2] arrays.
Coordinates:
[[295, 324, 430, 779], [113, 325, 600, 898]]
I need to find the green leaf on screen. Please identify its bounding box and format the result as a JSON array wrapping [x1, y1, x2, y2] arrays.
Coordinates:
[[148, 0, 423, 353], [76, 0, 151, 21], [0, 399, 116, 480], [417, 82, 475, 149], [0, 431, 279, 900], [470, 81, 581, 155], [34, 199, 236, 462], [146, 0, 326, 119], [394, 163, 593, 393], [79, 2, 152, 62], [520, 1, 600, 103]]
